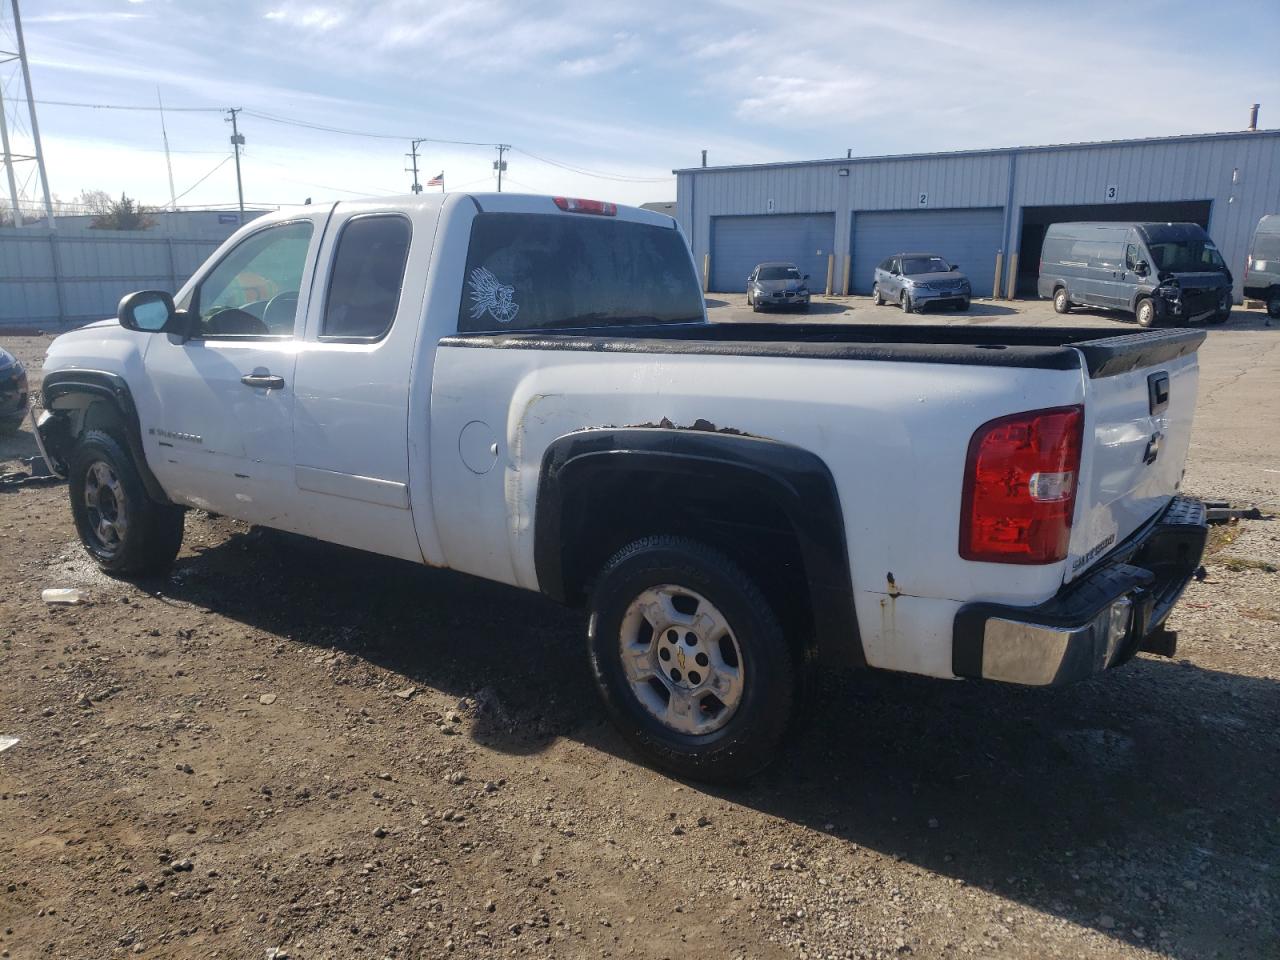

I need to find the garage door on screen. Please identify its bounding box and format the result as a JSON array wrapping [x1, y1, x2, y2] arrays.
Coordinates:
[[850, 208, 1004, 297], [711, 214, 835, 293]]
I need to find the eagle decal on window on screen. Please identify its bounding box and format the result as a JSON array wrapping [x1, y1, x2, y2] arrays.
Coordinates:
[[467, 267, 520, 324]]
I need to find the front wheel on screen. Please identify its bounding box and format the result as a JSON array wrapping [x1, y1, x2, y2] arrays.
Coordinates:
[[68, 430, 184, 575], [587, 536, 797, 783], [900, 290, 913, 313], [955, 298, 970, 312], [872, 283, 884, 306], [1053, 287, 1071, 314], [1135, 297, 1158, 328]]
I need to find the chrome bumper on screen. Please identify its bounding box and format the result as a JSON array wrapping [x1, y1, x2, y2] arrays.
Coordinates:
[[952, 496, 1207, 686]]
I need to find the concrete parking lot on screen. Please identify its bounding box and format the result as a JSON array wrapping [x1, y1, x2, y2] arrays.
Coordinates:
[[1, 304, 1276, 960]]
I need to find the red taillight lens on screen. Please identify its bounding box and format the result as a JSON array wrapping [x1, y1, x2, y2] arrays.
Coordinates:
[[553, 196, 617, 216], [960, 405, 1084, 564]]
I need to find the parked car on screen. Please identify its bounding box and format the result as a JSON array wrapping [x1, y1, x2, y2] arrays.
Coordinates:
[[871, 253, 970, 313], [747, 262, 810, 312], [1039, 222, 1232, 327], [33, 192, 1208, 782], [0, 347, 27, 433], [1243, 213, 1280, 318]]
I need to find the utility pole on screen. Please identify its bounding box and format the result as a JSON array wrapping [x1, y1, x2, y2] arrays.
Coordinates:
[[1, 0, 55, 227], [226, 107, 245, 224], [406, 138, 425, 194], [494, 144, 509, 192]]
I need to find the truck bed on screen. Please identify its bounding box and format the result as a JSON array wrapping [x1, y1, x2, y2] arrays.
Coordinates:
[[440, 323, 1205, 378]]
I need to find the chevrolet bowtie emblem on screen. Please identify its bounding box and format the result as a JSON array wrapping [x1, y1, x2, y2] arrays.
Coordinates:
[[676, 649, 686, 670]]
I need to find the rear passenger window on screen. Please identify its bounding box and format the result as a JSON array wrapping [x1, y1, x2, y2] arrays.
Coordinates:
[[458, 213, 703, 332], [322, 215, 411, 340]]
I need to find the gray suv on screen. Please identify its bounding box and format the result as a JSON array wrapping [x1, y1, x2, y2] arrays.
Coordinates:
[[872, 253, 971, 313], [747, 262, 811, 312]]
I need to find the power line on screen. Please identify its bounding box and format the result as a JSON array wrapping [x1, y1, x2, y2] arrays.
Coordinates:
[[510, 146, 673, 183], [34, 98, 223, 113], [32, 98, 675, 186], [241, 109, 500, 147], [170, 154, 233, 204]]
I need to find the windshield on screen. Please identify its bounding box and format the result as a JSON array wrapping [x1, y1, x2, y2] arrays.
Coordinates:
[[758, 266, 801, 281], [1147, 239, 1226, 273], [901, 256, 951, 275]]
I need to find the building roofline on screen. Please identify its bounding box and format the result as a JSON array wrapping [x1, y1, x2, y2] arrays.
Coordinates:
[[673, 128, 1280, 175]]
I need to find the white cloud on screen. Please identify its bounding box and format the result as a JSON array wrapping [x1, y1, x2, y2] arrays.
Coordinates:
[[262, 4, 347, 30]]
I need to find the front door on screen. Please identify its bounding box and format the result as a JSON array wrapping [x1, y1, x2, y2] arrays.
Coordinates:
[[142, 214, 329, 524]]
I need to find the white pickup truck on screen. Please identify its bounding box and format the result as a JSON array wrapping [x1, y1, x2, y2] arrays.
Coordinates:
[[33, 193, 1208, 780]]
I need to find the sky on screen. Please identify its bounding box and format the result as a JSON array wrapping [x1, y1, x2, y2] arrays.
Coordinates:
[[2, 0, 1278, 214]]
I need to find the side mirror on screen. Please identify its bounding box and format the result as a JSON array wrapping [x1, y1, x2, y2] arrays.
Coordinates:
[[950, 264, 960, 271], [802, 274, 810, 280], [118, 290, 181, 334], [1135, 259, 1149, 276]]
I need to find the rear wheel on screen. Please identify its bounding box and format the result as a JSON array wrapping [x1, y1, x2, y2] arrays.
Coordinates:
[[68, 430, 184, 575], [1135, 297, 1158, 328], [587, 536, 797, 783], [1053, 287, 1071, 314], [872, 283, 884, 306]]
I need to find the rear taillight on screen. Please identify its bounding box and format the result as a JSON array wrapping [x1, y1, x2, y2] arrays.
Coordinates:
[[960, 405, 1084, 564], [553, 196, 617, 216]]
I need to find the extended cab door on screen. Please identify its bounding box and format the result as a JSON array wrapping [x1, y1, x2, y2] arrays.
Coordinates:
[[289, 200, 437, 562], [142, 213, 330, 523]]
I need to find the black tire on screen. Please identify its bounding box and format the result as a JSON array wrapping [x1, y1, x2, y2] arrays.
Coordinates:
[[587, 536, 797, 783], [1135, 297, 1158, 328], [1053, 287, 1071, 314], [1206, 309, 1230, 325], [1267, 292, 1280, 320], [955, 299, 970, 312], [68, 429, 184, 576], [872, 283, 884, 306], [751, 300, 762, 313], [900, 290, 913, 314]]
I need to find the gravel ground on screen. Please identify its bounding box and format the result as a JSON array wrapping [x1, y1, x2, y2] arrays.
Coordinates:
[[1, 305, 1276, 960]]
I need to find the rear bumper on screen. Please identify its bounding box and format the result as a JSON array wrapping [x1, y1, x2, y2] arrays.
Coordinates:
[[952, 495, 1207, 685]]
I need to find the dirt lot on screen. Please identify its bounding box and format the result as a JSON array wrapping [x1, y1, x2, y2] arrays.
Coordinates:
[[1, 303, 1277, 960]]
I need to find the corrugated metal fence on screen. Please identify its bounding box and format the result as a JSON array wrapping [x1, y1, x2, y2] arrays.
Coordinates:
[[0, 231, 222, 330]]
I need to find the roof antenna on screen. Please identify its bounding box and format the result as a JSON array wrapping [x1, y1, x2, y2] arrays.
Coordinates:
[[847, 148, 852, 158]]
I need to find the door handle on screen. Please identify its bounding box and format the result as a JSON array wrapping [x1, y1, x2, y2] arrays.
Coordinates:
[[240, 373, 285, 390]]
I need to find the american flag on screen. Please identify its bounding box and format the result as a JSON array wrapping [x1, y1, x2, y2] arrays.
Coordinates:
[[427, 172, 444, 186]]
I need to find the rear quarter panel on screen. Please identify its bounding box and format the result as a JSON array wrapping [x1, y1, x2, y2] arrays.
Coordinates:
[[427, 345, 1086, 677]]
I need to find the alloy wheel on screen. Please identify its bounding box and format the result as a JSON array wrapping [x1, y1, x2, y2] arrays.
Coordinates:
[[618, 584, 745, 736]]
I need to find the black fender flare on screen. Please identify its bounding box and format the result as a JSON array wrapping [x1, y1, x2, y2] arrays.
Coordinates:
[[40, 369, 171, 504], [534, 428, 865, 669]]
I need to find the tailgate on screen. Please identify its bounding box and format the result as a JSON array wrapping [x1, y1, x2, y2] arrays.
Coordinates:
[[1066, 330, 1204, 583]]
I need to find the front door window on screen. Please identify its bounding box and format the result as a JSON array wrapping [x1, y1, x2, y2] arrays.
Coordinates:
[[188, 221, 314, 337]]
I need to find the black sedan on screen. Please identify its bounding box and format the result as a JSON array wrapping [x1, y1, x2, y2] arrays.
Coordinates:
[[0, 347, 28, 432]]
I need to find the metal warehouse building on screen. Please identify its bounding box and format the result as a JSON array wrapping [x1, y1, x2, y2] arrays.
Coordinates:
[[675, 129, 1280, 301]]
